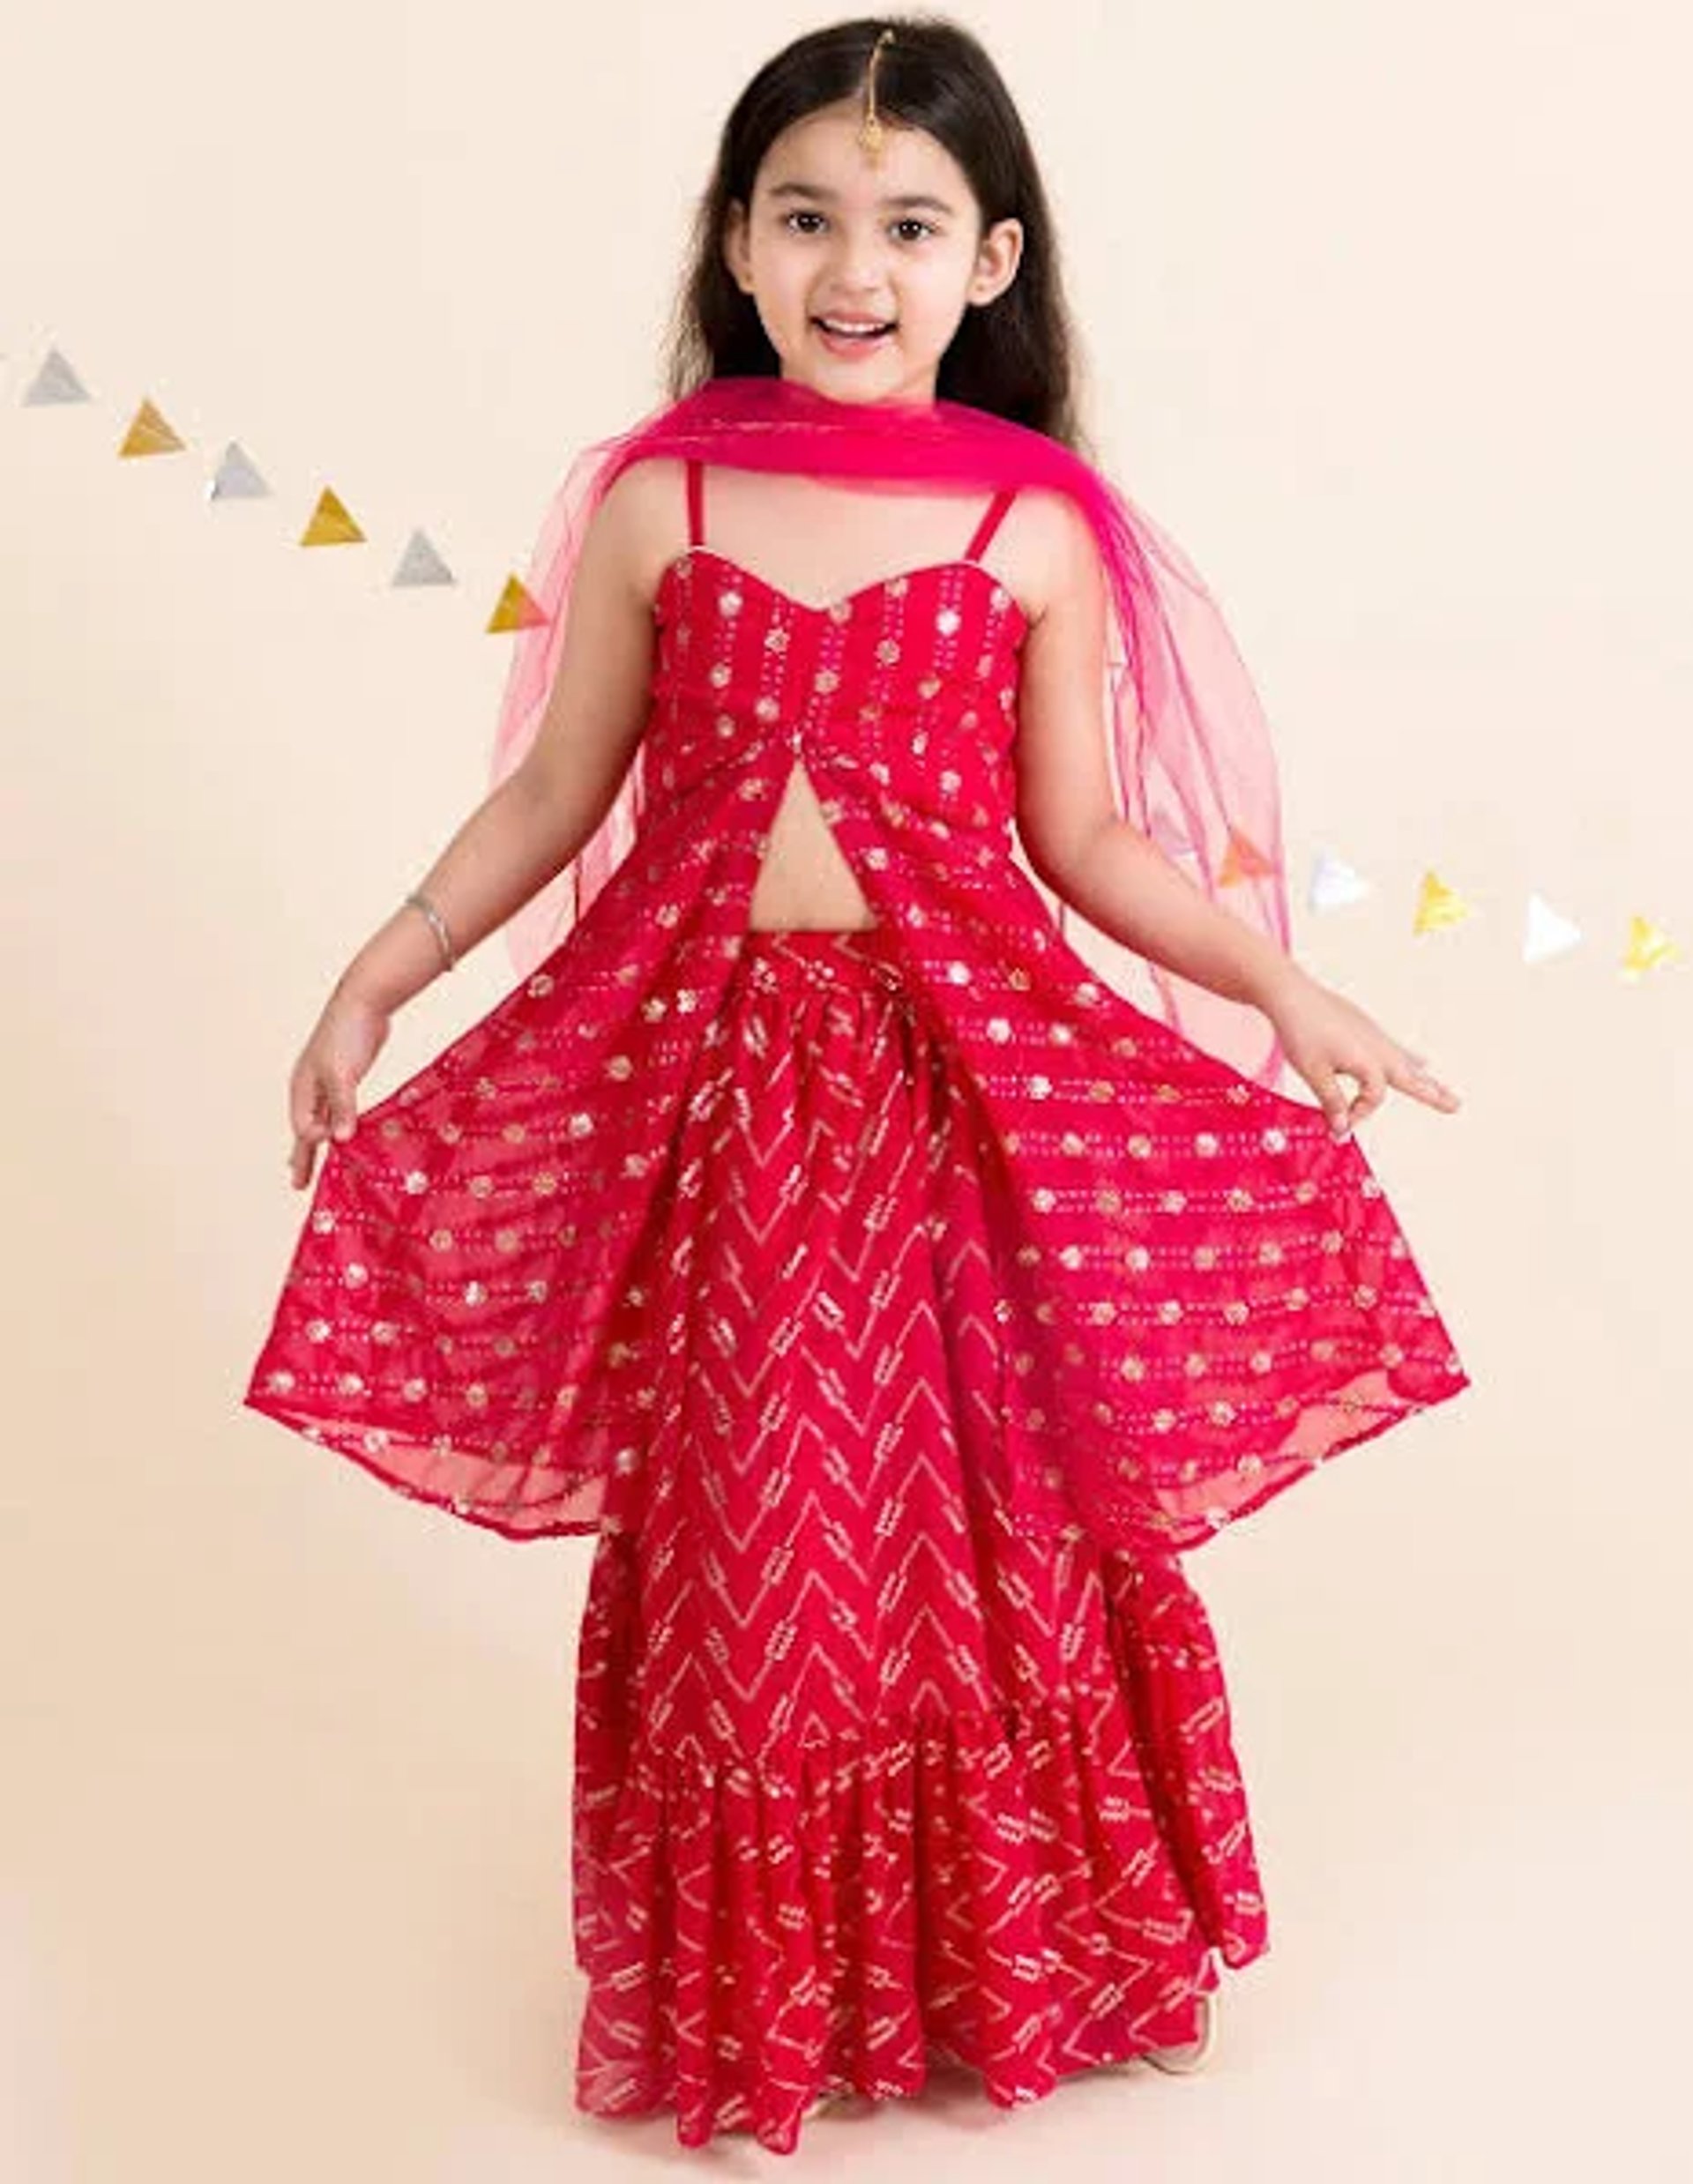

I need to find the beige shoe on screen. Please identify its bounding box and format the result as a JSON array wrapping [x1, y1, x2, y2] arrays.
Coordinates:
[[1143, 1987, 1219, 2075]]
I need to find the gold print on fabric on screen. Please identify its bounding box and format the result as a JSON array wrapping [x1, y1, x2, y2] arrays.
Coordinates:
[[663, 552, 1025, 936]]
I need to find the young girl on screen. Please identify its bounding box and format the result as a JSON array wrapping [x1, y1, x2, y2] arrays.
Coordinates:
[[244, 15, 1471, 2156]]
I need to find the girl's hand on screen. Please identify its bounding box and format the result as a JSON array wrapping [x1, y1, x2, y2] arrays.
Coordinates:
[[287, 986, 393, 1191], [1261, 966, 1462, 1138]]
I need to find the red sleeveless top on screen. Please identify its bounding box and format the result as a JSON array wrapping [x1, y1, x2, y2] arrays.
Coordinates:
[[244, 460, 1470, 1555]]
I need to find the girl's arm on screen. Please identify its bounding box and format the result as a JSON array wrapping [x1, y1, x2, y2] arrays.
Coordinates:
[[1013, 494, 1459, 1132], [1013, 489, 1298, 1013], [332, 466, 660, 1016]]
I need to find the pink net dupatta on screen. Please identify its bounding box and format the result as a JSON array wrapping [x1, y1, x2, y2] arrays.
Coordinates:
[[489, 374, 1293, 1090]]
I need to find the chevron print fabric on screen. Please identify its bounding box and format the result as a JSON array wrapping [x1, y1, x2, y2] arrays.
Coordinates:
[[567, 928, 1268, 2151]]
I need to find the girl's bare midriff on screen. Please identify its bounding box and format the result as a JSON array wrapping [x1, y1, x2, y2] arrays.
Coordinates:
[[746, 761, 876, 930]]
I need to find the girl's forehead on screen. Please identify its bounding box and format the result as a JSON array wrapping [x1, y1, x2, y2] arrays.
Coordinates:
[[755, 106, 967, 204]]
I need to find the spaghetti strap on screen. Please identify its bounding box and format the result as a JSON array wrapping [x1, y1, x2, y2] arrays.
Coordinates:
[[685, 458, 705, 548], [964, 486, 1016, 562]]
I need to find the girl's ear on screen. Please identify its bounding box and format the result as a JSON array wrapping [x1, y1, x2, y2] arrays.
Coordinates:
[[723, 198, 752, 292], [972, 217, 1024, 307]]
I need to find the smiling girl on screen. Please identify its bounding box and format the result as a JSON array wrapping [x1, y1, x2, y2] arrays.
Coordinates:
[[245, 14, 1471, 2156]]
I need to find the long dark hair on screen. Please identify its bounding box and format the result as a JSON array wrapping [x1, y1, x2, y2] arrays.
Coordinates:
[[660, 15, 1096, 458]]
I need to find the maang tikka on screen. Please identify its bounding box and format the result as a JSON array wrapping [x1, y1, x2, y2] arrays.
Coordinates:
[[856, 28, 896, 161]]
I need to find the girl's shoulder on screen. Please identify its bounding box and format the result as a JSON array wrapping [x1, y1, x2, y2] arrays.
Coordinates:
[[999, 485, 1099, 629], [579, 455, 689, 612]]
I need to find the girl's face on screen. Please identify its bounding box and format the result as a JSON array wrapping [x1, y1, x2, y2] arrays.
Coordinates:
[[723, 100, 1023, 405]]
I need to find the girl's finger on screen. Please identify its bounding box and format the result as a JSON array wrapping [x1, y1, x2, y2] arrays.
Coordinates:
[[1349, 1068, 1388, 1126], [1310, 1069, 1352, 1137], [294, 1078, 330, 1141], [1392, 1053, 1461, 1109]]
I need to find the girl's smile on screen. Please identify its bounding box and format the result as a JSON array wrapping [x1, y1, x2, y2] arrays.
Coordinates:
[[811, 315, 898, 357]]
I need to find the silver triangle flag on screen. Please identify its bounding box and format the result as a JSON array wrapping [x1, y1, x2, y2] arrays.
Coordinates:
[[207, 443, 272, 501], [392, 529, 456, 587], [23, 347, 90, 405]]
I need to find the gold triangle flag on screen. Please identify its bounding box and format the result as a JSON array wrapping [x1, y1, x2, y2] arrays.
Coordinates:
[[118, 399, 185, 457], [300, 488, 365, 546], [1620, 915, 1678, 981], [1413, 870, 1473, 935], [1218, 826, 1278, 885], [487, 576, 549, 634]]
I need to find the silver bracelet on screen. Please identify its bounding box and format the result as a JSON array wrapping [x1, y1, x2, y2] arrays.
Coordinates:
[[404, 888, 457, 972]]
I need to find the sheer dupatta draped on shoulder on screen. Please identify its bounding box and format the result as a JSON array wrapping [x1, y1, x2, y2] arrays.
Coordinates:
[[243, 373, 1471, 1559], [489, 373, 1294, 1091]]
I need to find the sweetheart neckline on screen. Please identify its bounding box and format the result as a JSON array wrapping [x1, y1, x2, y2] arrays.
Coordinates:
[[657, 542, 1032, 632]]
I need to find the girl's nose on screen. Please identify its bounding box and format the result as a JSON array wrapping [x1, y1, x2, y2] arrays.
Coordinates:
[[828, 236, 891, 284]]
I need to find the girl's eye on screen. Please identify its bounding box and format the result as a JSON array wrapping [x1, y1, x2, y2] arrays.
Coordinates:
[[782, 212, 936, 242]]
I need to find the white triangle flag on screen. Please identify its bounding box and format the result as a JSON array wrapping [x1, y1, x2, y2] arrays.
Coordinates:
[[1309, 847, 1372, 911], [1523, 891, 1582, 965]]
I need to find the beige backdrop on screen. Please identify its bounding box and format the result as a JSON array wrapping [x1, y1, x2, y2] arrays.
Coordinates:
[[4, 1, 1689, 2178]]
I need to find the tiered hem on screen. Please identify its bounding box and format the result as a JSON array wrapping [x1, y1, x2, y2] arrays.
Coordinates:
[[571, 1551, 1266, 2154]]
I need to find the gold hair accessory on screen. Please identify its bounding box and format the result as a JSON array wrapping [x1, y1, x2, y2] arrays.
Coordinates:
[[857, 27, 896, 160], [404, 887, 457, 971]]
